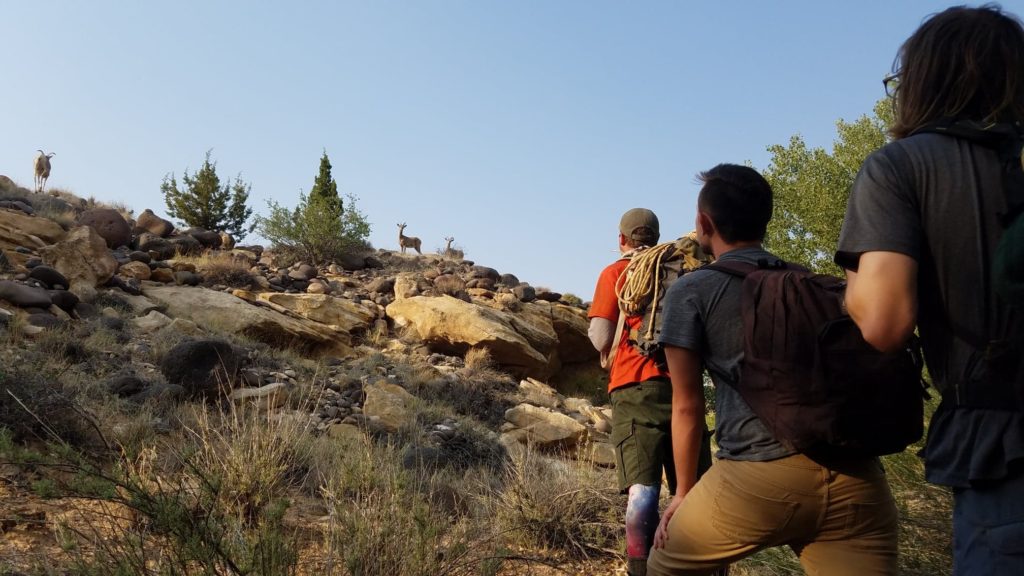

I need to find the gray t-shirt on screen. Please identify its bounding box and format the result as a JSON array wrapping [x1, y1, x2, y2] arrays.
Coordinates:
[[836, 132, 1024, 487], [659, 246, 795, 462]]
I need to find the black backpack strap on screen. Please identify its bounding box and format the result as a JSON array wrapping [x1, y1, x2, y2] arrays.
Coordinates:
[[705, 257, 789, 278], [914, 119, 1024, 225]]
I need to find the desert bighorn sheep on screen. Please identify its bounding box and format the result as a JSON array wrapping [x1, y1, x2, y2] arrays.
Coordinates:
[[34, 150, 55, 193], [397, 223, 422, 254]]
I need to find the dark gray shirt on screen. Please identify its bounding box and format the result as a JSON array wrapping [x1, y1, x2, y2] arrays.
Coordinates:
[[837, 132, 1024, 487], [659, 246, 795, 461]]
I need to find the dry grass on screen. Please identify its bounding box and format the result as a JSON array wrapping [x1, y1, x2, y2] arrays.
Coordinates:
[[433, 274, 467, 298], [172, 251, 255, 288], [493, 445, 623, 562]]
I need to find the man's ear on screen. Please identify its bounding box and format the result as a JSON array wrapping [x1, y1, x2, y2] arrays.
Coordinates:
[[696, 211, 715, 237], [618, 232, 628, 247]]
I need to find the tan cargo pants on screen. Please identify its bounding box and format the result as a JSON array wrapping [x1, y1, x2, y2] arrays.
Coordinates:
[[647, 453, 898, 576]]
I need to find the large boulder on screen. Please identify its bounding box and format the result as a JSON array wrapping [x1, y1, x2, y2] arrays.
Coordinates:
[[38, 226, 118, 301], [159, 339, 245, 398], [0, 208, 66, 251], [78, 208, 131, 249], [135, 209, 174, 237], [143, 285, 355, 357], [386, 295, 553, 379]]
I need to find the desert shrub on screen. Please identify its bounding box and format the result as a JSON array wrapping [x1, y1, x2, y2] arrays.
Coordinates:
[[360, 320, 390, 348], [560, 293, 583, 307], [174, 251, 254, 288], [436, 419, 508, 472], [33, 325, 92, 364], [321, 440, 503, 576], [256, 191, 371, 266], [33, 204, 78, 229], [424, 376, 514, 429], [92, 291, 134, 315], [0, 366, 89, 444], [494, 446, 621, 561], [551, 363, 608, 406], [13, 405, 309, 576], [433, 274, 466, 298]]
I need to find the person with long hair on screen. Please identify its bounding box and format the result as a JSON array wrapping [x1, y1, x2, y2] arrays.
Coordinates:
[[837, 5, 1024, 574]]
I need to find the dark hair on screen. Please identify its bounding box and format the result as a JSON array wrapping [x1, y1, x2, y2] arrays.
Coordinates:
[[697, 164, 773, 243], [891, 4, 1024, 139]]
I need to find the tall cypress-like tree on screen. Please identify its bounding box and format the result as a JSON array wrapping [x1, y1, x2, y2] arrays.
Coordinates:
[[161, 150, 254, 240], [309, 150, 342, 218]]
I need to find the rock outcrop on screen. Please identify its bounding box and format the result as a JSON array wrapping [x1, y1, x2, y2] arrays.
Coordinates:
[[387, 295, 553, 378], [143, 284, 355, 358], [39, 226, 118, 301]]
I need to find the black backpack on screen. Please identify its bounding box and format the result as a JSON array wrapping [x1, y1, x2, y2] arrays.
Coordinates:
[[914, 120, 1024, 408], [706, 259, 929, 460]]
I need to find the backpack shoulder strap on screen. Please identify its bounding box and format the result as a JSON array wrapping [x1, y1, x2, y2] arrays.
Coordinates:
[[704, 257, 790, 277], [914, 120, 1024, 221]]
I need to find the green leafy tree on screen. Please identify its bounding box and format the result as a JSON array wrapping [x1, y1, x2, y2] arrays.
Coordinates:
[[762, 100, 893, 274], [310, 150, 342, 219], [162, 150, 255, 240], [257, 191, 371, 265]]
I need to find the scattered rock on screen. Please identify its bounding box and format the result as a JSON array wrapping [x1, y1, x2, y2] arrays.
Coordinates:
[[28, 266, 68, 289], [118, 261, 152, 281], [0, 280, 52, 308], [229, 382, 288, 411], [504, 403, 588, 449], [131, 310, 173, 333], [362, 379, 416, 433]]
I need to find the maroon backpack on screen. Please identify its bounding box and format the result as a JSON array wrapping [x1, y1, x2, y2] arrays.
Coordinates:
[[706, 258, 929, 460]]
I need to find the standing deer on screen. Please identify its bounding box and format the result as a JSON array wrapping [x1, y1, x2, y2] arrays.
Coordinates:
[[442, 236, 464, 259], [34, 150, 55, 193], [397, 223, 422, 254]]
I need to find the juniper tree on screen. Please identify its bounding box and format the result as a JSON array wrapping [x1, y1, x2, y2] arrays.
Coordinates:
[[162, 151, 255, 240], [256, 151, 370, 265], [310, 150, 342, 219]]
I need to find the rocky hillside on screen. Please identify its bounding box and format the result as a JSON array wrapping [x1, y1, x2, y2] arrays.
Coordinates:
[[0, 180, 635, 575]]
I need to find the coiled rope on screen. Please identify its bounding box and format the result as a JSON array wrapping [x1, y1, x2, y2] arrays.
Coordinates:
[[615, 242, 678, 339]]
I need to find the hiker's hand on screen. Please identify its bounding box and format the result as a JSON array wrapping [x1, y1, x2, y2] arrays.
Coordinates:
[[653, 494, 684, 549]]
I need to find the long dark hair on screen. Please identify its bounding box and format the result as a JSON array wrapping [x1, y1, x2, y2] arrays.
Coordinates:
[[891, 4, 1024, 139]]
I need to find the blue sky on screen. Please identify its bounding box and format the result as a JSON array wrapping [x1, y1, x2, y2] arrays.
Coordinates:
[[3, 1, 1020, 298]]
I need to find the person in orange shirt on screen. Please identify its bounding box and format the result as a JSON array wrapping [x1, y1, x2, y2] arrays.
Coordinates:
[[589, 208, 711, 576]]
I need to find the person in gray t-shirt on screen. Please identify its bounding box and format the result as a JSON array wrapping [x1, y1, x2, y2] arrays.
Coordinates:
[[647, 164, 897, 576], [658, 246, 792, 462], [836, 6, 1024, 574]]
